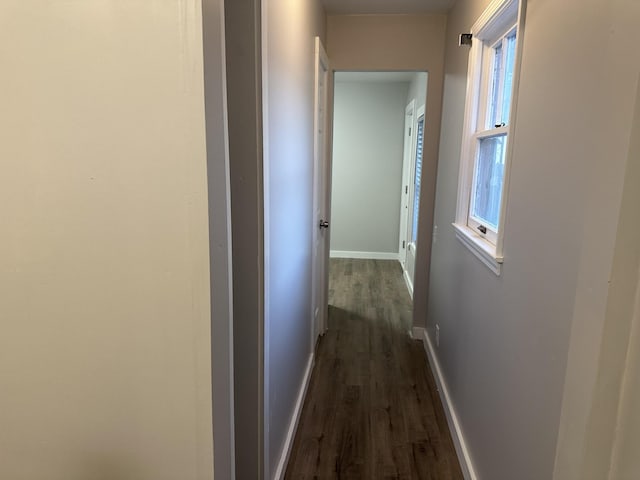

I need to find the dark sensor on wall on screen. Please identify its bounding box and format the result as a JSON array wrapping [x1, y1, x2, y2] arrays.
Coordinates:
[[459, 33, 473, 46]]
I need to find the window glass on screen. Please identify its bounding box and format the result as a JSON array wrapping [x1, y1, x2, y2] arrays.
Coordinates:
[[471, 134, 506, 229], [489, 42, 503, 128], [501, 30, 517, 125], [487, 29, 517, 129], [411, 116, 425, 244]]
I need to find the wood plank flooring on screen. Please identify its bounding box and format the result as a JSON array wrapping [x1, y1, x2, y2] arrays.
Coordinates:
[[285, 259, 464, 480]]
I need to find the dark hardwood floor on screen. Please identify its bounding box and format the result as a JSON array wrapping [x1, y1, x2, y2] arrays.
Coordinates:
[[284, 258, 464, 480]]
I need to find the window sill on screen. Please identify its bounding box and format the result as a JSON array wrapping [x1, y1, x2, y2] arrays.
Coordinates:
[[452, 223, 503, 275]]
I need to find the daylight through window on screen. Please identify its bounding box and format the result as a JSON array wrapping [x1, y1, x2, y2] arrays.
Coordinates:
[[453, 0, 524, 274]]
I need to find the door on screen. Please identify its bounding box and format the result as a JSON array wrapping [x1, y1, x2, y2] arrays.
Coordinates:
[[399, 100, 415, 271], [311, 37, 329, 347], [404, 105, 426, 295]]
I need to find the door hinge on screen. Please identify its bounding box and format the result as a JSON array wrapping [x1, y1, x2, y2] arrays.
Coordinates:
[[402, 241, 406, 249], [405, 185, 408, 194], [409, 127, 412, 136]]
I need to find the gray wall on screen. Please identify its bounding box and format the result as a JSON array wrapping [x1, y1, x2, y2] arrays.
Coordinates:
[[262, 0, 326, 478], [203, 0, 235, 477], [426, 0, 640, 478], [0, 1, 214, 478], [224, 0, 264, 478], [330, 80, 409, 255]]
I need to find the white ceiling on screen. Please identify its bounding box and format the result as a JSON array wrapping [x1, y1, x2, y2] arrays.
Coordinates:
[[322, 0, 455, 15], [335, 71, 420, 83]]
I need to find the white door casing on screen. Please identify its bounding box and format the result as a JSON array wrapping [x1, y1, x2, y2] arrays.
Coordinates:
[[312, 37, 329, 347]]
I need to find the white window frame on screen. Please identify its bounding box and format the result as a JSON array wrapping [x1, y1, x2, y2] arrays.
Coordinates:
[[453, 0, 526, 275]]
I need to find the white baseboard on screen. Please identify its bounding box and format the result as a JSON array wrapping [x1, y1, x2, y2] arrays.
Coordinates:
[[272, 353, 315, 480], [411, 326, 424, 340], [413, 327, 478, 480], [403, 268, 414, 299], [330, 250, 399, 260]]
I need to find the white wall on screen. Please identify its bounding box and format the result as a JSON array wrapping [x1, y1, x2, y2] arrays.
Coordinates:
[[262, 0, 326, 478], [407, 72, 428, 115], [0, 2, 214, 479], [426, 0, 640, 479], [559, 69, 640, 480], [607, 76, 640, 480], [330, 79, 409, 256], [610, 271, 640, 479]]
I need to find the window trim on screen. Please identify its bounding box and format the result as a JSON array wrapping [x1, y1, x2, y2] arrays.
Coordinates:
[[453, 0, 526, 275]]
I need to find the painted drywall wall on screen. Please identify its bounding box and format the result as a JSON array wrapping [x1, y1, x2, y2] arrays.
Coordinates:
[[330, 80, 409, 255], [326, 14, 446, 331], [202, 0, 235, 478], [560, 72, 640, 480], [610, 272, 640, 479], [407, 72, 428, 116], [224, 0, 264, 478], [0, 2, 214, 479], [426, 0, 640, 478], [607, 76, 640, 480], [262, 0, 326, 478]]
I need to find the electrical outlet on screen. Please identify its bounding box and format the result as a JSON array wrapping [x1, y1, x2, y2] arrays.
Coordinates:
[[435, 324, 440, 347]]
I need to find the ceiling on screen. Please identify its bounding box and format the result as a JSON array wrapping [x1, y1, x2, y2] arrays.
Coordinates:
[[322, 0, 455, 15]]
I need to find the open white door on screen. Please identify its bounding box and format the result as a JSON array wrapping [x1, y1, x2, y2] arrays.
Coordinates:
[[404, 105, 426, 296], [399, 100, 415, 272], [311, 37, 329, 347]]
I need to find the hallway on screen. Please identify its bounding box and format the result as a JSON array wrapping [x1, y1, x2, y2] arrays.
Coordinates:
[[285, 259, 463, 479]]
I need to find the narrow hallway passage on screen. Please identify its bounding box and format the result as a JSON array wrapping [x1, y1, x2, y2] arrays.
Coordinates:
[[285, 259, 463, 479]]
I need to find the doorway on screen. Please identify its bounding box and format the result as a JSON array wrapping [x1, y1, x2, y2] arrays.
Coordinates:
[[328, 71, 428, 300], [285, 69, 463, 479]]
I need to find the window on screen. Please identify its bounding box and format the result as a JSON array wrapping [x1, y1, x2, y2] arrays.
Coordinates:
[[411, 115, 425, 245], [454, 0, 525, 274]]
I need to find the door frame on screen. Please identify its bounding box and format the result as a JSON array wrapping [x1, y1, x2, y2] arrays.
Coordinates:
[[311, 36, 330, 348]]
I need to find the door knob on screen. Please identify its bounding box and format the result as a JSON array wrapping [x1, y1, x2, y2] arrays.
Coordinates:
[[319, 220, 329, 229]]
